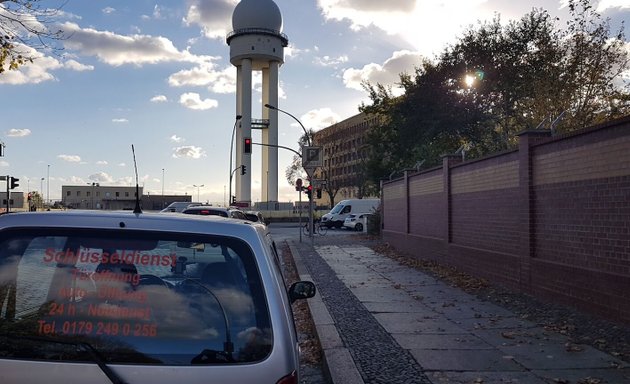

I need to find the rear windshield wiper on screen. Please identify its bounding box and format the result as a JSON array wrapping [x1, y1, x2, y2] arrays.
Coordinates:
[[181, 279, 234, 362], [0, 334, 128, 384]]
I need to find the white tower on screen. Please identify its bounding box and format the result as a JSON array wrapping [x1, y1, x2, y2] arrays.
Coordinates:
[[228, 0, 287, 206]]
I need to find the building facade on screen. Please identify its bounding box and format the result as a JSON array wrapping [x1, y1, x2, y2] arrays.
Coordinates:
[[62, 185, 144, 211], [311, 112, 379, 208], [61, 185, 194, 211]]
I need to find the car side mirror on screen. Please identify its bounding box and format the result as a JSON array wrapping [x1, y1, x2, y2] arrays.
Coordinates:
[[288, 281, 316, 303]]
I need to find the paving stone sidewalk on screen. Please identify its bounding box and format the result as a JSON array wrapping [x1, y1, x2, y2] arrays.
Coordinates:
[[290, 240, 630, 384]]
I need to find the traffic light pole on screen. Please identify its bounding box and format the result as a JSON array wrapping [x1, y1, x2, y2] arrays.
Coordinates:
[[5, 175, 9, 213]]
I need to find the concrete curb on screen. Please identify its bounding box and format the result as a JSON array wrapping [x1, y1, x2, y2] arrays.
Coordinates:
[[288, 240, 364, 384]]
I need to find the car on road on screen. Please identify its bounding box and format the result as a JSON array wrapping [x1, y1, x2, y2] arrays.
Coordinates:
[[0, 210, 316, 384], [159, 201, 201, 213], [181, 206, 248, 220], [343, 213, 369, 231], [245, 210, 267, 225], [321, 199, 380, 228]]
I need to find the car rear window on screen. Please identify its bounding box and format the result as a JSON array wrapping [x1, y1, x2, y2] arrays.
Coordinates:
[[0, 228, 272, 365]]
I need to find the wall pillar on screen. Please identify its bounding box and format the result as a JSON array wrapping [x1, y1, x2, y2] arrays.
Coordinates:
[[442, 154, 463, 244], [517, 129, 551, 291]]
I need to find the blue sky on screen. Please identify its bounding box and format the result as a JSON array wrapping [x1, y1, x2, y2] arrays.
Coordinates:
[[1, 0, 629, 205]]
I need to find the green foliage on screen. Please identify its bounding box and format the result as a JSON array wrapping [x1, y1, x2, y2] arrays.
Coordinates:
[[361, 0, 630, 187], [0, 0, 66, 74]]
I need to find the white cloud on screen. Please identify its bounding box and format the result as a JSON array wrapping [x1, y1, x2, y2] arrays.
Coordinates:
[[59, 22, 217, 67], [168, 64, 236, 94], [112, 118, 129, 123], [317, 0, 490, 56], [0, 43, 93, 84], [314, 54, 349, 67], [153, 5, 165, 20], [96, 160, 108, 165], [58, 154, 82, 162], [560, 0, 630, 12], [179, 92, 218, 110], [102, 7, 116, 15], [172, 146, 206, 159], [301, 108, 342, 131], [151, 95, 168, 103], [170, 135, 184, 143], [0, 161, 9, 167], [64, 59, 94, 71], [89, 172, 113, 183], [118, 163, 126, 167], [7, 128, 32, 137], [0, 45, 60, 84], [343, 50, 422, 94], [183, 0, 237, 39]]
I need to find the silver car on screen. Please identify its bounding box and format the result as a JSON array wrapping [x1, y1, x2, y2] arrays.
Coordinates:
[[0, 210, 315, 384]]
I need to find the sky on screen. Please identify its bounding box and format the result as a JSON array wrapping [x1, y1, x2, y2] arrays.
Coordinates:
[[1, 0, 629, 206]]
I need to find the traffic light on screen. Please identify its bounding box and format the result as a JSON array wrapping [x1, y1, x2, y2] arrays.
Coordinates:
[[231, 195, 236, 205], [244, 137, 252, 154], [305, 184, 313, 199], [9, 177, 19, 190], [240, 164, 247, 175], [316, 188, 322, 199]]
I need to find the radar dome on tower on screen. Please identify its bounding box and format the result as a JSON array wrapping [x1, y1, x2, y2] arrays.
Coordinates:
[[232, 0, 283, 32]]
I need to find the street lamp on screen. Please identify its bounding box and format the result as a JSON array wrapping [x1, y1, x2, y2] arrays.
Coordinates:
[[47, 164, 50, 207], [229, 115, 242, 206], [264, 104, 312, 146], [193, 184, 204, 203], [162, 168, 165, 208]]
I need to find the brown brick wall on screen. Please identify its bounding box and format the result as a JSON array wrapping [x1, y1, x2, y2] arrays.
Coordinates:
[[408, 170, 445, 239], [382, 115, 630, 323]]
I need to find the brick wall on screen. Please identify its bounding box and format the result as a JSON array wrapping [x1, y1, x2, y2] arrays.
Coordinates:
[[382, 115, 630, 323]]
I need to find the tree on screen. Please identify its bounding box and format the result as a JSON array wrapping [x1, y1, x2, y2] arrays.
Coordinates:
[[360, 1, 630, 189], [284, 128, 314, 188], [0, 0, 66, 74]]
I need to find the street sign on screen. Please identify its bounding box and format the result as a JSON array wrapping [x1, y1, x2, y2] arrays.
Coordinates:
[[302, 146, 322, 168], [304, 167, 315, 179]]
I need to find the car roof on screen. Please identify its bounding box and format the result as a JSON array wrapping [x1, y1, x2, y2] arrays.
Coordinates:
[[0, 210, 264, 240]]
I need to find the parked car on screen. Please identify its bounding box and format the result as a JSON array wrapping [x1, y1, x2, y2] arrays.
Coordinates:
[[160, 201, 201, 213], [343, 213, 369, 231], [245, 210, 266, 225], [0, 210, 315, 384], [181, 206, 248, 220], [321, 199, 380, 228]]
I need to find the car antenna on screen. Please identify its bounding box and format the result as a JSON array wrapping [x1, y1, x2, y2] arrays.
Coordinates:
[[131, 144, 142, 214]]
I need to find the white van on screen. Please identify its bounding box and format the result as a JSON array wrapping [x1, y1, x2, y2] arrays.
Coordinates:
[[320, 198, 380, 228]]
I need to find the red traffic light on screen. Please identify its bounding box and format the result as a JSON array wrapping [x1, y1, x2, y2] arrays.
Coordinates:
[[244, 137, 252, 153], [307, 185, 313, 191]]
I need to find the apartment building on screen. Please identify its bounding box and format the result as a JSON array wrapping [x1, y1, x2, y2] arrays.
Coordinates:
[[311, 112, 379, 208]]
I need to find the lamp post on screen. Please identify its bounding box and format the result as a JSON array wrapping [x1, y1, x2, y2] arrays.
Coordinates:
[[263, 104, 315, 244], [229, 115, 242, 206], [264, 104, 311, 146], [193, 184, 204, 203], [40, 178, 44, 209], [161, 168, 165, 208], [47, 164, 50, 207]]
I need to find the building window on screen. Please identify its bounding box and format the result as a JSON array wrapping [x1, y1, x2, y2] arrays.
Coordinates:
[[125, 192, 129, 197], [87, 191, 91, 197], [116, 192, 120, 197], [66, 191, 71, 196], [76, 191, 81, 197]]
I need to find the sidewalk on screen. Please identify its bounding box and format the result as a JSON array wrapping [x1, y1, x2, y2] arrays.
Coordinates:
[[288, 239, 629, 384]]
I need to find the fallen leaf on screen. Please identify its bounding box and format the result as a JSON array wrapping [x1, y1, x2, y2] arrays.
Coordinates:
[[501, 331, 516, 339], [565, 342, 584, 352]]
